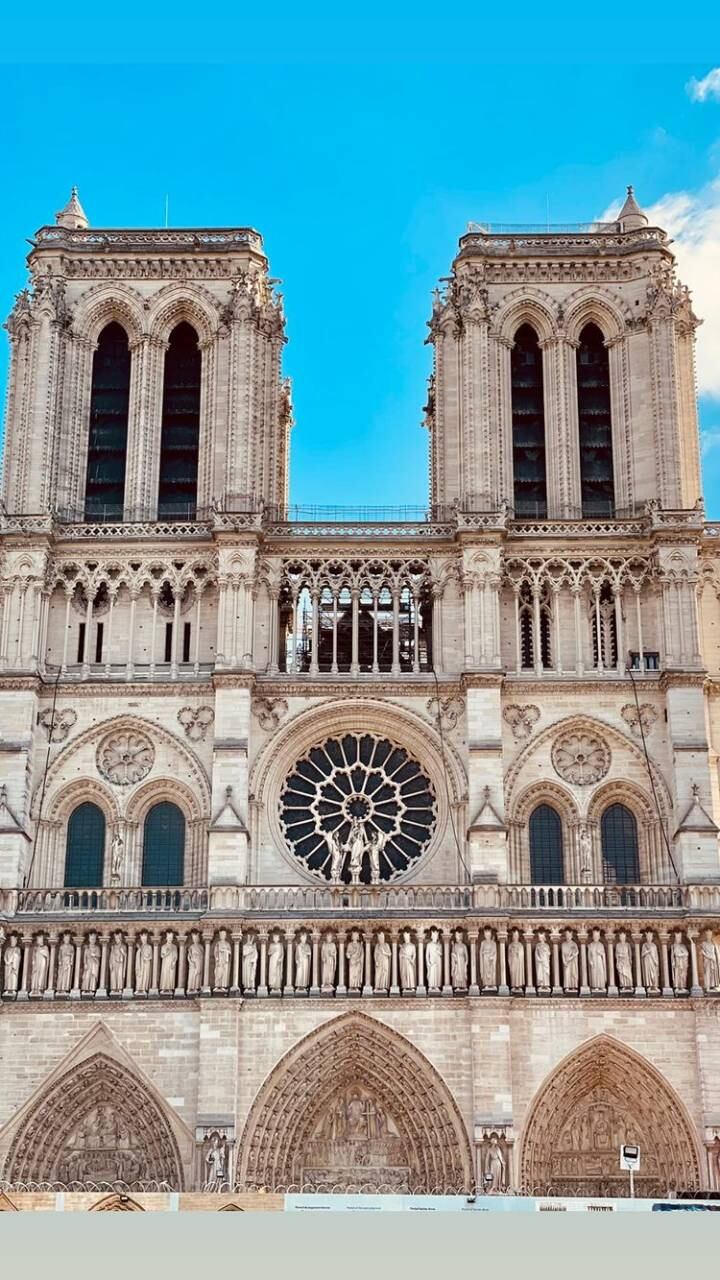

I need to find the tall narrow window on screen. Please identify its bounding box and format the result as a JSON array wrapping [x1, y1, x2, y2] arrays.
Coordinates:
[[84, 322, 131, 522], [529, 804, 564, 882], [601, 803, 640, 884], [142, 801, 185, 886], [158, 322, 201, 520], [518, 583, 552, 670], [591, 582, 618, 669], [511, 324, 547, 518], [65, 802, 105, 887], [577, 323, 614, 516]]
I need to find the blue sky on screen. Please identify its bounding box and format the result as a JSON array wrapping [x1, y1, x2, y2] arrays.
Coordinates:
[[2, 9, 720, 511]]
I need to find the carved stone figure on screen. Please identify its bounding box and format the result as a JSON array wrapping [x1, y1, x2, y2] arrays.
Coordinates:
[[135, 931, 152, 995], [108, 931, 127, 992], [159, 931, 178, 992], [480, 928, 497, 989], [399, 930, 417, 990], [368, 829, 387, 885], [374, 931, 391, 992], [81, 932, 101, 993], [268, 931, 284, 991], [615, 930, 634, 990], [535, 930, 551, 989], [347, 930, 364, 989], [483, 1134, 506, 1192], [325, 829, 345, 883], [561, 929, 579, 990], [587, 929, 607, 991], [110, 831, 124, 883], [641, 929, 660, 990], [29, 933, 50, 994], [578, 825, 593, 880], [508, 929, 524, 989], [425, 928, 443, 990], [187, 931, 204, 993], [670, 931, 689, 991], [701, 929, 720, 991], [204, 1132, 228, 1191], [321, 933, 337, 990], [347, 817, 366, 885], [242, 935, 258, 991], [56, 932, 75, 994], [2, 934, 21, 994], [295, 930, 311, 989], [213, 929, 232, 990], [451, 930, 468, 990]]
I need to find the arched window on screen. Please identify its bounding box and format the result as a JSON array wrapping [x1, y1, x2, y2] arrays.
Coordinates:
[[577, 323, 614, 517], [158, 322, 201, 521], [84, 322, 131, 522], [511, 324, 547, 518], [529, 804, 564, 882], [65, 802, 106, 887], [601, 803, 640, 884], [142, 801, 185, 886], [518, 582, 552, 670], [591, 581, 618, 669]]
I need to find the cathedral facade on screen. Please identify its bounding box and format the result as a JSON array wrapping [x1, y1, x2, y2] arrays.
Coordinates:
[[1, 187, 720, 1202]]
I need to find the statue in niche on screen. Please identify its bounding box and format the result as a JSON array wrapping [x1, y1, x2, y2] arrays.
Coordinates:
[[204, 1132, 228, 1191], [587, 929, 607, 991], [507, 929, 524, 990], [368, 829, 388, 886], [670, 931, 689, 991], [451, 930, 468, 990], [242, 934, 258, 991], [30, 933, 50, 994], [108, 931, 127, 993], [347, 929, 364, 989], [561, 929, 579, 990], [535, 930, 551, 989], [577, 825, 593, 881], [615, 930, 634, 990], [641, 929, 659, 990], [295, 930, 311, 989], [483, 1134, 506, 1192], [110, 830, 124, 884], [268, 931, 284, 991], [159, 930, 178, 992], [347, 817, 366, 885], [399, 930, 416, 990], [425, 928, 443, 990], [213, 929, 232, 990], [480, 927, 497, 989], [135, 930, 152, 995], [373, 931, 391, 992], [321, 932, 337, 990], [701, 929, 720, 991], [187, 930, 204, 993], [56, 932, 75, 994], [81, 931, 101, 994], [325, 828, 345, 884]]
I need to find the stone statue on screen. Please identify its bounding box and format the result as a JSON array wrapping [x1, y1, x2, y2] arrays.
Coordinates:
[[483, 1134, 506, 1192], [187, 931, 204, 993], [425, 928, 443, 990], [561, 929, 579, 990], [3, 934, 21, 994], [535, 930, 551, 989], [295, 930, 311, 989], [268, 931, 284, 991], [204, 1132, 227, 1191], [451, 930, 468, 990], [578, 824, 593, 880], [347, 929, 364, 989], [135, 931, 152, 995], [480, 928, 497, 989], [159, 931, 178, 992], [671, 931, 689, 991], [108, 931, 127, 993], [321, 933, 337, 990], [368, 829, 387, 885], [373, 931, 391, 992], [507, 929, 524, 990], [347, 817, 366, 885], [110, 830, 124, 883], [56, 932, 75, 994], [81, 931, 101, 994], [641, 929, 660, 990], [325, 828, 345, 884], [701, 929, 720, 991], [242, 935, 258, 991], [399, 930, 417, 990], [213, 929, 232, 990], [615, 930, 634, 990], [30, 933, 50, 994], [587, 929, 607, 991]]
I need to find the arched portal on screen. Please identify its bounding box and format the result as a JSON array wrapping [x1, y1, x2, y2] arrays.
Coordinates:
[[237, 1013, 473, 1192], [520, 1036, 701, 1197]]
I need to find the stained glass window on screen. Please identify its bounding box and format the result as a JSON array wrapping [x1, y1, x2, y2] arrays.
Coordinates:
[[158, 323, 201, 520], [512, 324, 547, 518], [84, 323, 131, 522], [577, 323, 614, 517], [601, 803, 640, 884], [142, 801, 185, 886], [65, 802, 105, 887], [529, 803, 564, 883]]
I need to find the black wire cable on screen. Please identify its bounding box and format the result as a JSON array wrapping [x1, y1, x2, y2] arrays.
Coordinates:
[[24, 661, 63, 888], [625, 657, 680, 884], [430, 665, 474, 884]]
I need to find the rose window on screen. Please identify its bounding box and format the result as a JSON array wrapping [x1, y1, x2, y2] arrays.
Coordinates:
[[551, 730, 610, 786], [279, 733, 437, 883], [96, 730, 155, 787]]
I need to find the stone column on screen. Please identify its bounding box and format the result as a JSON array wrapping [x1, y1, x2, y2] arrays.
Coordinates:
[[231, 930, 242, 996], [578, 929, 590, 996], [551, 929, 562, 995], [362, 933, 373, 997], [310, 929, 321, 997], [524, 931, 536, 997], [468, 928, 480, 997], [284, 930, 295, 996], [336, 930, 347, 996], [632, 932, 646, 998], [688, 930, 703, 997], [606, 930, 618, 998], [71, 936, 82, 999], [659, 930, 673, 997], [257, 931, 269, 997], [45, 932, 57, 1001], [18, 936, 31, 999], [415, 931, 426, 997], [150, 933, 161, 997], [97, 933, 109, 999], [497, 929, 509, 996], [176, 934, 187, 998], [442, 928, 453, 997], [390, 931, 400, 996]]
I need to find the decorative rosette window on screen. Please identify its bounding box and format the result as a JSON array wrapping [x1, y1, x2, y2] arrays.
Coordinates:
[[279, 733, 437, 884]]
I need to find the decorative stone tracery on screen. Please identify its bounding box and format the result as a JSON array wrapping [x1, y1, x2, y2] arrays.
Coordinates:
[[96, 730, 155, 786], [551, 730, 611, 787]]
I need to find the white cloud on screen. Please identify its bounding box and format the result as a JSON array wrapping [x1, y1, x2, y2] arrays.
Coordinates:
[[687, 68, 720, 103]]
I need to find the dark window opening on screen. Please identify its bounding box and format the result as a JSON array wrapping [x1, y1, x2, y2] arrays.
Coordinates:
[[65, 801, 105, 887], [279, 579, 433, 674], [77, 623, 86, 664], [630, 650, 659, 671], [164, 623, 173, 663], [84, 322, 131, 523], [142, 801, 185, 886], [577, 323, 614, 517], [158, 322, 201, 521], [601, 803, 640, 884], [529, 803, 564, 883], [518, 582, 552, 670], [94, 622, 104, 665], [511, 324, 547, 518], [182, 622, 191, 663], [592, 582, 618, 669]]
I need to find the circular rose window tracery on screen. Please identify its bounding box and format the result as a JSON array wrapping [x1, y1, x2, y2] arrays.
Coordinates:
[[279, 733, 437, 883]]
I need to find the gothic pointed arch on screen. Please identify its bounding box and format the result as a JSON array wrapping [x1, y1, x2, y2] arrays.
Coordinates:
[[520, 1035, 701, 1196], [90, 1193, 145, 1211], [237, 1013, 473, 1192]]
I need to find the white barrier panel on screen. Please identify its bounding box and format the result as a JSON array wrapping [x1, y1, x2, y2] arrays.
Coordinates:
[[284, 1194, 720, 1213]]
